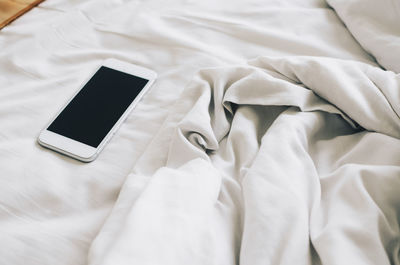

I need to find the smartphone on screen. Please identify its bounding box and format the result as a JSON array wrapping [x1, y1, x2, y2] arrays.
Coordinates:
[[38, 58, 157, 162]]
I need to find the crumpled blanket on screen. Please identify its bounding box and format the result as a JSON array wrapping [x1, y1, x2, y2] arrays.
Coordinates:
[[88, 56, 400, 265]]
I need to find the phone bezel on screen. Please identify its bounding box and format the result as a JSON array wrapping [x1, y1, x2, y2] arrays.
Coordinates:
[[38, 58, 157, 162]]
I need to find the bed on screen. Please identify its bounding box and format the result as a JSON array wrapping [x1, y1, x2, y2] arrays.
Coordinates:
[[0, 0, 399, 264]]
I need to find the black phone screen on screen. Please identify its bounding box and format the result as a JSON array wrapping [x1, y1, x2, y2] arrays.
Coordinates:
[[48, 66, 149, 148]]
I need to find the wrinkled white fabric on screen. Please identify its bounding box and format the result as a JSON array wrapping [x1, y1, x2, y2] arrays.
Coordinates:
[[0, 0, 396, 264], [327, 0, 400, 73], [89, 56, 400, 265]]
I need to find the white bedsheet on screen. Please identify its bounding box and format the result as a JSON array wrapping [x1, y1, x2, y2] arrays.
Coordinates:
[[0, 0, 398, 264], [89, 56, 400, 265]]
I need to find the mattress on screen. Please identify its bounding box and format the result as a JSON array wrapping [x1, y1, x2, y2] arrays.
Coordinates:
[[0, 0, 399, 264]]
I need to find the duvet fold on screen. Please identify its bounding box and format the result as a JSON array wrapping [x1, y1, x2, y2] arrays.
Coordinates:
[[88, 56, 400, 265]]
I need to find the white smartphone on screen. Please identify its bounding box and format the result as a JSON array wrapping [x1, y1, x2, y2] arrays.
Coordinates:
[[38, 58, 157, 162]]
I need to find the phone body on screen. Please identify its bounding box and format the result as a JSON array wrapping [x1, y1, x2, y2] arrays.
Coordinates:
[[38, 58, 157, 162]]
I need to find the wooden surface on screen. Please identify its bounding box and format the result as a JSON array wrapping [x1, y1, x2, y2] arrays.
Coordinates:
[[0, 0, 45, 29]]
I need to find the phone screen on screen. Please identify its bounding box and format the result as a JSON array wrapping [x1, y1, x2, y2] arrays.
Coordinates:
[[47, 66, 149, 148]]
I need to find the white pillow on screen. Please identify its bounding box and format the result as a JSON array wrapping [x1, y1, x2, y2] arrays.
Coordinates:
[[327, 0, 400, 73]]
